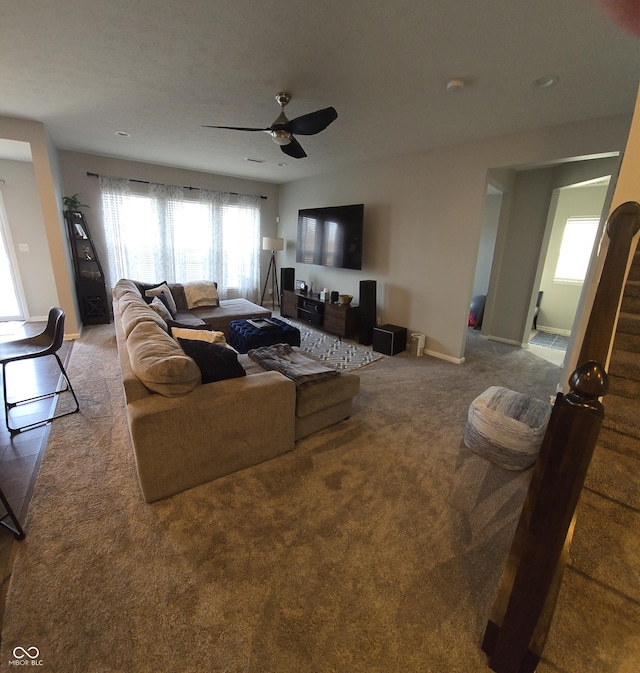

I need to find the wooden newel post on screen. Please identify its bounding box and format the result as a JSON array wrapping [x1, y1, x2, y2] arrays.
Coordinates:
[[482, 360, 608, 673]]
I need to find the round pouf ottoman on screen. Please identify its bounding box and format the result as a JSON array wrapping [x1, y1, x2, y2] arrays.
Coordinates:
[[464, 386, 552, 470]]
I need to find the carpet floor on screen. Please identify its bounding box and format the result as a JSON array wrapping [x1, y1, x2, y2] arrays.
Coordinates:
[[0, 326, 564, 672]]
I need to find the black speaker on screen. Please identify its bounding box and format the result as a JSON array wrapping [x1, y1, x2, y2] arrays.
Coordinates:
[[373, 324, 407, 355], [358, 280, 377, 345], [280, 267, 295, 304]]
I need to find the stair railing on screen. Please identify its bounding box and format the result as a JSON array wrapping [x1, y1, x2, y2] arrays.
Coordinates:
[[481, 201, 640, 673]]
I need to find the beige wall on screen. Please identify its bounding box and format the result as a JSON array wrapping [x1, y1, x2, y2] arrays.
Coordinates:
[[1, 108, 634, 355], [279, 114, 631, 362], [0, 116, 79, 335], [538, 182, 610, 334]]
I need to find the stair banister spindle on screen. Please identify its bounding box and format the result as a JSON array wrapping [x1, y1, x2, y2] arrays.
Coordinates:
[[483, 361, 607, 673]]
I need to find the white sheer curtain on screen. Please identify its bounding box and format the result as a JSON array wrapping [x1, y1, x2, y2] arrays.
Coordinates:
[[99, 175, 131, 289], [100, 177, 261, 299], [198, 190, 261, 301], [149, 182, 184, 282]]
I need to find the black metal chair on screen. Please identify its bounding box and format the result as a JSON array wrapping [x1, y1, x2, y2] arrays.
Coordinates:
[[0, 488, 25, 540], [0, 307, 80, 436]]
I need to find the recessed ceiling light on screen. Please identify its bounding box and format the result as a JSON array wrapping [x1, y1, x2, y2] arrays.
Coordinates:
[[278, 162, 288, 167], [114, 130, 131, 137], [532, 74, 559, 89], [446, 78, 465, 92]]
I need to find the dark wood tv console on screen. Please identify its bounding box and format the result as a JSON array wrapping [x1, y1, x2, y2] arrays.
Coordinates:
[[281, 290, 360, 339]]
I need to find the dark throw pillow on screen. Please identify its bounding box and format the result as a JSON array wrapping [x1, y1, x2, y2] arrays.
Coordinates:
[[135, 280, 168, 302], [178, 339, 246, 384]]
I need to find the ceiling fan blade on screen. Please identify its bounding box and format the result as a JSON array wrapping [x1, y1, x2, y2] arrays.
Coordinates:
[[202, 125, 269, 132], [282, 107, 337, 135], [280, 137, 307, 159]]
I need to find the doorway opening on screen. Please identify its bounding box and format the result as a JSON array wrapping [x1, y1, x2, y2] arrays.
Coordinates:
[[467, 155, 618, 367]]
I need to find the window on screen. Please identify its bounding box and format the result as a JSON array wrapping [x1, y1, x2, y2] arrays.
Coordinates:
[[100, 178, 261, 301], [554, 217, 600, 283]]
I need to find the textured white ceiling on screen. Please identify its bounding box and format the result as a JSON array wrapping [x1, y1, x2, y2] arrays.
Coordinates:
[[2, 0, 639, 183]]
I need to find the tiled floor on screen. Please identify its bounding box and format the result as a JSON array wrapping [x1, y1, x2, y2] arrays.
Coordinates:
[[0, 321, 73, 624]]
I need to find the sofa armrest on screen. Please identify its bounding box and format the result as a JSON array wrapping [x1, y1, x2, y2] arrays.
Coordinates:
[[126, 371, 296, 502]]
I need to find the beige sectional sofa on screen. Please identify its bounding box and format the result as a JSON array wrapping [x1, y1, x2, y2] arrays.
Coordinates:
[[113, 279, 360, 502]]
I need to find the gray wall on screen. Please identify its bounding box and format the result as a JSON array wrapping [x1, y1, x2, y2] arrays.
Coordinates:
[[482, 156, 618, 347], [472, 193, 501, 297], [279, 115, 630, 362]]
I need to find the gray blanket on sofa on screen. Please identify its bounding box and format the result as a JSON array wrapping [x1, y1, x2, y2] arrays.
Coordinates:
[[248, 343, 339, 389]]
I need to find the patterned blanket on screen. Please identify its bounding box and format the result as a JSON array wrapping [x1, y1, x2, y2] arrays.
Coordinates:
[[248, 343, 339, 388]]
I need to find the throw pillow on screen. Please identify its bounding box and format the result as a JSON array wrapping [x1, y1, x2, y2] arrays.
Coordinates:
[[144, 282, 178, 315], [135, 279, 168, 301], [154, 291, 177, 318], [184, 281, 220, 308], [171, 327, 226, 344], [149, 296, 173, 323], [178, 339, 246, 383]]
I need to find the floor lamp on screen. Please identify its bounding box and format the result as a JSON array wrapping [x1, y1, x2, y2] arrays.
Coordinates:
[[260, 237, 284, 309]]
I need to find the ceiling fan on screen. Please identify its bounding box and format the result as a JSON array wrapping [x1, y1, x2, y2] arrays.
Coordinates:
[[203, 92, 337, 159]]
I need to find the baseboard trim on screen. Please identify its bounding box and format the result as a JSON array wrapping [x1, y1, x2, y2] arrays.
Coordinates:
[[424, 349, 465, 365], [485, 335, 523, 347], [536, 325, 571, 337]]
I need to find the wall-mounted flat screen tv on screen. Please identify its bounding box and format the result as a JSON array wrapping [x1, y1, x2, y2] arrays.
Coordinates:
[[296, 204, 364, 270]]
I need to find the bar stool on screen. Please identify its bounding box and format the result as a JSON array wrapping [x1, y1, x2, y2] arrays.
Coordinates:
[[0, 488, 24, 540], [0, 307, 80, 436]]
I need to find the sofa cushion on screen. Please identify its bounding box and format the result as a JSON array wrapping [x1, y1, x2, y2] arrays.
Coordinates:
[[144, 282, 178, 315], [127, 321, 201, 396], [121, 298, 167, 337], [190, 299, 272, 334], [114, 278, 142, 300], [177, 339, 246, 384], [166, 318, 210, 330], [295, 372, 361, 418]]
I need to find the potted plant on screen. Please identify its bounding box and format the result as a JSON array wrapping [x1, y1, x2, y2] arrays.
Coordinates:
[[62, 193, 89, 212]]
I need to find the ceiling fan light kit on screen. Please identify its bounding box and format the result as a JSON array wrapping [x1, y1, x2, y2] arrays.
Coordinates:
[[271, 130, 292, 146], [203, 91, 337, 159]]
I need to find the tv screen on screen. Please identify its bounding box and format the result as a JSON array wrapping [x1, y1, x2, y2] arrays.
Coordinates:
[[296, 204, 364, 270]]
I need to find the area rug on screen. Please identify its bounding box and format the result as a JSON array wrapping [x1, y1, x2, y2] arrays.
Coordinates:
[[285, 318, 383, 371], [1, 327, 575, 672], [529, 331, 570, 351]]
